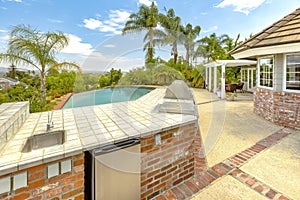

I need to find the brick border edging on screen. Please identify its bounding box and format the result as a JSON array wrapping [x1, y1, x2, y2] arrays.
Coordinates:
[[53, 93, 72, 110], [231, 168, 292, 200], [155, 128, 293, 200]]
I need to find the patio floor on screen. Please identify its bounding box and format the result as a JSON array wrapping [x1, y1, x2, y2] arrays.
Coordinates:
[[193, 89, 281, 167], [191, 89, 300, 200]]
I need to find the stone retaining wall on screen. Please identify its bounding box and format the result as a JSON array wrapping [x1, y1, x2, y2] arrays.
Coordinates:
[[254, 87, 300, 129]]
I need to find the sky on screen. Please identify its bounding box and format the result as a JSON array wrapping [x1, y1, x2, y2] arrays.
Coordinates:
[[0, 0, 300, 72]]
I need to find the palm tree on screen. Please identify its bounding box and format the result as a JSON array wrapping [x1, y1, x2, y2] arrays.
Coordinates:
[[0, 25, 81, 103], [122, 2, 162, 63], [182, 23, 201, 66], [159, 8, 183, 64], [194, 33, 226, 62]]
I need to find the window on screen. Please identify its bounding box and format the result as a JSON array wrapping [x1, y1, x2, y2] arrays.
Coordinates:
[[241, 69, 247, 83], [286, 54, 300, 91], [259, 57, 273, 88]]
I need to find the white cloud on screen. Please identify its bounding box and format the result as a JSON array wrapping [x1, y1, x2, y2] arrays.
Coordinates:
[[215, 0, 266, 15], [83, 18, 102, 30], [83, 10, 130, 35], [0, 30, 8, 33], [109, 10, 130, 24], [202, 25, 218, 33], [5, 0, 22, 2], [0, 34, 9, 53], [62, 34, 94, 56], [103, 44, 116, 48], [138, 0, 157, 6]]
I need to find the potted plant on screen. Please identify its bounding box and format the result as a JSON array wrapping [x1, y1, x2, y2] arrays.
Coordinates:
[[226, 92, 237, 101]]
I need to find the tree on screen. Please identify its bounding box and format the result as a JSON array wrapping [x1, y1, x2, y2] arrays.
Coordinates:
[[6, 64, 17, 79], [122, 2, 162, 63], [0, 24, 81, 103], [159, 8, 183, 64], [195, 33, 228, 62], [109, 68, 123, 85], [99, 75, 110, 88], [191, 65, 206, 88], [182, 23, 201, 66]]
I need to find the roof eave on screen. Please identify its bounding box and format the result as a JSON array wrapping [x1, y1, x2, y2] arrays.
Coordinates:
[[231, 42, 300, 59]]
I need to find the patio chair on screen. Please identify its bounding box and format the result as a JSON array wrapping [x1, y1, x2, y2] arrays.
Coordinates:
[[236, 82, 244, 93], [225, 83, 237, 93]]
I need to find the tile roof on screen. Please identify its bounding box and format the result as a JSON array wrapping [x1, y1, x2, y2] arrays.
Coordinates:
[[230, 8, 300, 55]]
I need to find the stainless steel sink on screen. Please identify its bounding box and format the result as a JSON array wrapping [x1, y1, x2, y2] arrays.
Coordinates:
[[22, 130, 65, 153]]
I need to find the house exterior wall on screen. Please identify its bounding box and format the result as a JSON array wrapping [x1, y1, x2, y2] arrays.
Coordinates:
[[254, 53, 300, 129], [254, 87, 300, 129], [140, 123, 207, 200], [273, 54, 284, 92], [0, 153, 85, 200]]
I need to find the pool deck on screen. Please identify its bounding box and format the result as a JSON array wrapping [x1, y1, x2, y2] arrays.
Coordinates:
[[156, 89, 300, 200]]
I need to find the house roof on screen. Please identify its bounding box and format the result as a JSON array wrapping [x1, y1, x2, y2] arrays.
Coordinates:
[[0, 76, 28, 87], [230, 8, 300, 58]]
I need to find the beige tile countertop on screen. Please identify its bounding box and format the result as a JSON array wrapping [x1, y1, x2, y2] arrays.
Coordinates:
[[0, 87, 198, 176]]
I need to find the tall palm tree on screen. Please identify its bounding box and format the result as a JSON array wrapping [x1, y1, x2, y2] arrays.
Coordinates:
[[122, 2, 162, 63], [159, 8, 183, 64], [0, 25, 81, 103], [194, 33, 226, 62], [182, 23, 201, 66]]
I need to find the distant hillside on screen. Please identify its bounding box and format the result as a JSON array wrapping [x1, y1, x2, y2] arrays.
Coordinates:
[[0, 67, 8, 75], [0, 67, 39, 75]]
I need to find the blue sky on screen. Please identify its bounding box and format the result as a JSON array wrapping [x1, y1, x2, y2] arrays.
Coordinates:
[[0, 0, 300, 72]]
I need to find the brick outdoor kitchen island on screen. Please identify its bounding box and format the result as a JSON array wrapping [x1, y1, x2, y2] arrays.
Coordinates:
[[0, 80, 207, 200]]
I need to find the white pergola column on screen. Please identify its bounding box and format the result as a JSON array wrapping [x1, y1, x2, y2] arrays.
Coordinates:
[[208, 67, 212, 92], [221, 64, 226, 99], [205, 67, 208, 89], [213, 66, 217, 93]]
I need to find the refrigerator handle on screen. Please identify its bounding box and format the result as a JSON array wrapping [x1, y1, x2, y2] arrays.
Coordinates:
[[94, 138, 140, 155]]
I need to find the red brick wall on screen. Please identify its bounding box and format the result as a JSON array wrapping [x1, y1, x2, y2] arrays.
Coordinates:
[[140, 123, 206, 200], [0, 153, 84, 200], [254, 87, 300, 129]]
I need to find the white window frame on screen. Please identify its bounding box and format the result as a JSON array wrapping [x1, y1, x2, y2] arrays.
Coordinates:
[[283, 53, 300, 93], [257, 56, 274, 89]]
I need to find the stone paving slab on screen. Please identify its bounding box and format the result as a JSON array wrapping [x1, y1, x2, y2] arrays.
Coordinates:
[[196, 96, 282, 167], [241, 130, 300, 200], [155, 128, 293, 200], [190, 175, 268, 200]]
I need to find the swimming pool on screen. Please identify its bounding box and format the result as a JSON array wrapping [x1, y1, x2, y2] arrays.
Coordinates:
[[63, 87, 154, 109]]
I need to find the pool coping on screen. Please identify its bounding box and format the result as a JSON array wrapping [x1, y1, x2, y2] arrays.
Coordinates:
[[53, 93, 73, 110]]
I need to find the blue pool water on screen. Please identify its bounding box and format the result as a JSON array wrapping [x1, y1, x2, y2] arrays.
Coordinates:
[[63, 87, 154, 109]]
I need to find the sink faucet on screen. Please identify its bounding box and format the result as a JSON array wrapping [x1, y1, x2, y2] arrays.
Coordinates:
[[47, 112, 54, 132]]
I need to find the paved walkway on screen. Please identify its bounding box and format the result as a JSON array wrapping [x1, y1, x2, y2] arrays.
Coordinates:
[[155, 89, 300, 200]]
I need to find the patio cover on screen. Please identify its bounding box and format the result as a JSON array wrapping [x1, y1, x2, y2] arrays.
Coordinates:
[[204, 59, 257, 68], [204, 59, 257, 99]]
